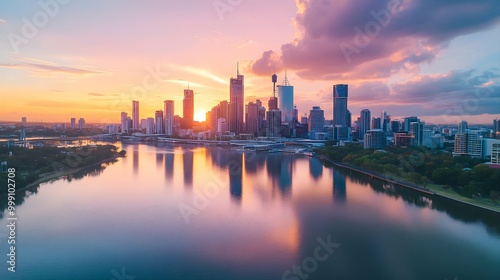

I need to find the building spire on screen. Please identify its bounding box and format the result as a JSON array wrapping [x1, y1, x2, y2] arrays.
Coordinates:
[[282, 69, 290, 86], [237, 62, 240, 76]]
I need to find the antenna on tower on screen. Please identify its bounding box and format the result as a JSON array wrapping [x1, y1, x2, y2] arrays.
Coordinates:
[[237, 62, 240, 75], [272, 68, 277, 98]]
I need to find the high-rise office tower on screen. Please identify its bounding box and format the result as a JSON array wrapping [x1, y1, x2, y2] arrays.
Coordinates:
[[363, 129, 386, 149], [183, 89, 194, 128], [266, 109, 282, 138], [391, 120, 401, 133], [164, 100, 174, 136], [229, 63, 244, 134], [308, 106, 325, 138], [381, 111, 389, 133], [219, 100, 229, 121], [155, 110, 164, 134], [494, 119, 500, 139], [78, 118, 85, 130], [245, 101, 259, 136], [454, 121, 468, 155], [258, 104, 266, 134], [410, 121, 424, 146], [145, 118, 155, 134], [403, 116, 419, 132], [359, 109, 371, 140], [132, 100, 139, 130], [458, 120, 468, 135], [333, 84, 348, 126], [70, 118, 76, 129], [277, 72, 294, 123], [372, 117, 381, 129], [346, 110, 352, 128], [21, 117, 27, 126], [121, 112, 129, 133]]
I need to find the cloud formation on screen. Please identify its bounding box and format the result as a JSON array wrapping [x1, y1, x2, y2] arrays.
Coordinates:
[[345, 70, 500, 118], [250, 0, 500, 80], [0, 62, 108, 76]]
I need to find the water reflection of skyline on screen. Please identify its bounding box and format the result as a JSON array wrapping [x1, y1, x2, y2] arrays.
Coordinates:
[[183, 150, 193, 187], [165, 153, 174, 181], [121, 144, 500, 237], [333, 169, 347, 203]]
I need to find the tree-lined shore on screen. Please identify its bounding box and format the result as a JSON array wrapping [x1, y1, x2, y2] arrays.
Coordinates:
[[316, 144, 500, 211], [0, 144, 125, 194]]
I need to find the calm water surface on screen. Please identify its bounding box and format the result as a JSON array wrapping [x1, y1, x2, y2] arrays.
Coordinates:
[[1, 143, 499, 280]]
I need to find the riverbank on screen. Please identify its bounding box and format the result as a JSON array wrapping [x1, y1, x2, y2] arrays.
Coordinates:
[[19, 155, 122, 192], [318, 155, 500, 214], [0, 144, 125, 195]]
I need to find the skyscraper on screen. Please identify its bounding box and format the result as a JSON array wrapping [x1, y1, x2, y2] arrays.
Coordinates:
[[410, 121, 424, 146], [391, 120, 401, 133], [78, 118, 85, 130], [164, 100, 174, 136], [364, 129, 386, 149], [266, 109, 282, 138], [132, 100, 139, 130], [229, 64, 244, 134], [372, 117, 381, 129], [333, 84, 348, 126], [121, 112, 129, 133], [381, 111, 389, 133], [145, 118, 155, 134], [308, 106, 325, 139], [277, 72, 294, 123], [458, 120, 468, 135], [155, 110, 164, 134], [219, 100, 229, 121], [359, 109, 371, 140], [70, 118, 76, 129], [403, 116, 419, 132], [183, 89, 194, 128], [494, 119, 500, 139], [245, 101, 259, 136]]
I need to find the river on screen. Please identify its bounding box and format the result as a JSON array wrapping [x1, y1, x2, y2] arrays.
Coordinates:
[[1, 142, 499, 280]]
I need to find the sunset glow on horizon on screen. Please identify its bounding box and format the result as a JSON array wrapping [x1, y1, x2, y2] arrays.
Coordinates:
[[1, 0, 499, 124]]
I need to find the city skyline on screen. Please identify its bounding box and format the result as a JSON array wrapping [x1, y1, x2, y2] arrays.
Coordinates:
[[1, 0, 499, 124]]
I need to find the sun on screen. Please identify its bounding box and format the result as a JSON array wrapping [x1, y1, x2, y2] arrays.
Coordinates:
[[194, 111, 206, 122]]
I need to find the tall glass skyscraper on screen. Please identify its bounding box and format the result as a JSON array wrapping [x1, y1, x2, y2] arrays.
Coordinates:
[[132, 100, 139, 130], [359, 109, 371, 140], [229, 65, 244, 134], [333, 84, 348, 126], [164, 100, 174, 136], [278, 73, 294, 123], [308, 106, 325, 137], [183, 89, 194, 128]]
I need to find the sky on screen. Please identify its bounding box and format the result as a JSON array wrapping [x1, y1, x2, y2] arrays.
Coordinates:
[[0, 0, 499, 125]]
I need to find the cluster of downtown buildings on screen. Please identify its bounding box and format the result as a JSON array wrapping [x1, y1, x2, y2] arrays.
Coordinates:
[[116, 66, 500, 165]]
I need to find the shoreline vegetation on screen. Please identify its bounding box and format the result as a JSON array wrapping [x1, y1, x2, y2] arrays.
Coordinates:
[[0, 144, 125, 194], [315, 144, 500, 214]]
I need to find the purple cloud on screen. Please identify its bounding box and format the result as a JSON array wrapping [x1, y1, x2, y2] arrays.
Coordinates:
[[249, 0, 500, 80]]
